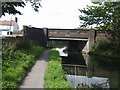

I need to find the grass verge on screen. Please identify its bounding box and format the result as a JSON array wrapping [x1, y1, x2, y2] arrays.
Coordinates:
[[2, 40, 45, 89], [44, 49, 73, 89]]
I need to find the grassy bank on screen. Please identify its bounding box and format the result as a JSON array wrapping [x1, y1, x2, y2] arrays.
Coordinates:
[[2, 39, 45, 89], [44, 49, 72, 89], [89, 41, 120, 59]]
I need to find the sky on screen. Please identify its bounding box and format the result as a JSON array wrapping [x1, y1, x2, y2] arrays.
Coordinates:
[[0, 0, 93, 30]]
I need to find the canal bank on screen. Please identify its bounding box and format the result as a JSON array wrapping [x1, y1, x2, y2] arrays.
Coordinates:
[[89, 41, 120, 59], [44, 49, 72, 88]]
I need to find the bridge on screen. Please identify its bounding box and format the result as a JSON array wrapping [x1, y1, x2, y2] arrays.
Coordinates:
[[23, 26, 108, 53], [47, 28, 96, 53], [49, 37, 88, 41]]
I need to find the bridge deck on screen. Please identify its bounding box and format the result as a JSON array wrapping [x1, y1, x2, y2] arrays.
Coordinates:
[[49, 37, 88, 41]]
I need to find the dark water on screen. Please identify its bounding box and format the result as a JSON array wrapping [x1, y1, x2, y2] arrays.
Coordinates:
[[56, 47, 120, 89]]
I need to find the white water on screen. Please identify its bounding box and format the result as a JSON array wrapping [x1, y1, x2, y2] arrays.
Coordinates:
[[55, 46, 68, 57]]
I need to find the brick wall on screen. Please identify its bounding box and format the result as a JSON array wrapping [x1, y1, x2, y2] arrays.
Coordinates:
[[23, 26, 48, 47]]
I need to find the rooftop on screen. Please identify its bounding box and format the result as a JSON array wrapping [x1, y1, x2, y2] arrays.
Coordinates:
[[0, 20, 15, 26]]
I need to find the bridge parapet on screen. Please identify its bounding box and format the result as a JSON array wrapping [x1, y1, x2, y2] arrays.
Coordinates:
[[48, 29, 90, 38]]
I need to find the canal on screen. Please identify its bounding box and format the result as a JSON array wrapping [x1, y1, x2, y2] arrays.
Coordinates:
[[56, 47, 120, 89]]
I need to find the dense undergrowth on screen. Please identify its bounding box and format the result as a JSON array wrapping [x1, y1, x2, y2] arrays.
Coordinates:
[[44, 49, 73, 89], [2, 39, 45, 89], [89, 41, 120, 59]]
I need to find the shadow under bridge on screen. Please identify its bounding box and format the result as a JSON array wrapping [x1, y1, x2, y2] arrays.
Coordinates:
[[49, 37, 89, 52]]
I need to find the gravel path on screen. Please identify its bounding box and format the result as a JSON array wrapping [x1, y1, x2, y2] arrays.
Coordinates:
[[19, 49, 50, 89]]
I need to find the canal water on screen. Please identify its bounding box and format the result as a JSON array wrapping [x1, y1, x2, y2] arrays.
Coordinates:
[[56, 47, 120, 89]]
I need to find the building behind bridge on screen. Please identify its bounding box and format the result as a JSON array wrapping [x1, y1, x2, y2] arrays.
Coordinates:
[[0, 17, 19, 35]]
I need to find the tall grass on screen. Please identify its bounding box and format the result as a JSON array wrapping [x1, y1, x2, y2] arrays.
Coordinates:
[[2, 39, 45, 89]]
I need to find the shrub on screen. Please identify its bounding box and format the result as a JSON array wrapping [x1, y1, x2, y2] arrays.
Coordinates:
[[15, 40, 31, 50], [89, 41, 120, 59]]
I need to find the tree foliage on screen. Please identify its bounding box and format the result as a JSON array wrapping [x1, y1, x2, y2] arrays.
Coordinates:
[[79, 1, 120, 46], [0, 0, 41, 17], [79, 1, 120, 30], [1, 1, 25, 15]]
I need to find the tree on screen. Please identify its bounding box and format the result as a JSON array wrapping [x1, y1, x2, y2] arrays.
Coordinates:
[[79, 1, 120, 46], [79, 1, 120, 30], [0, 0, 41, 17]]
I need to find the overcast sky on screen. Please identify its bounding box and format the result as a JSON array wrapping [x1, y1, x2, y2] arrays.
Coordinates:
[[0, 0, 93, 30]]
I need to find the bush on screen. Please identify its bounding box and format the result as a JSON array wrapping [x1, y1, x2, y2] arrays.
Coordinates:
[[89, 41, 120, 59], [44, 50, 73, 89], [15, 40, 31, 50]]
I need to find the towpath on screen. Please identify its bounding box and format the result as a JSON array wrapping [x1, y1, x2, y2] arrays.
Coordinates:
[[19, 49, 50, 88]]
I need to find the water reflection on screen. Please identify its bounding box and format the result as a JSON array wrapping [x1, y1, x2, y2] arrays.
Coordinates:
[[62, 53, 86, 65], [66, 75, 109, 88], [56, 47, 119, 89]]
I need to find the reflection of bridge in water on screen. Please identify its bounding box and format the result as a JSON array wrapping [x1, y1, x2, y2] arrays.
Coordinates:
[[61, 53, 92, 77], [62, 64, 87, 76], [61, 53, 110, 88], [55, 46, 110, 88]]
